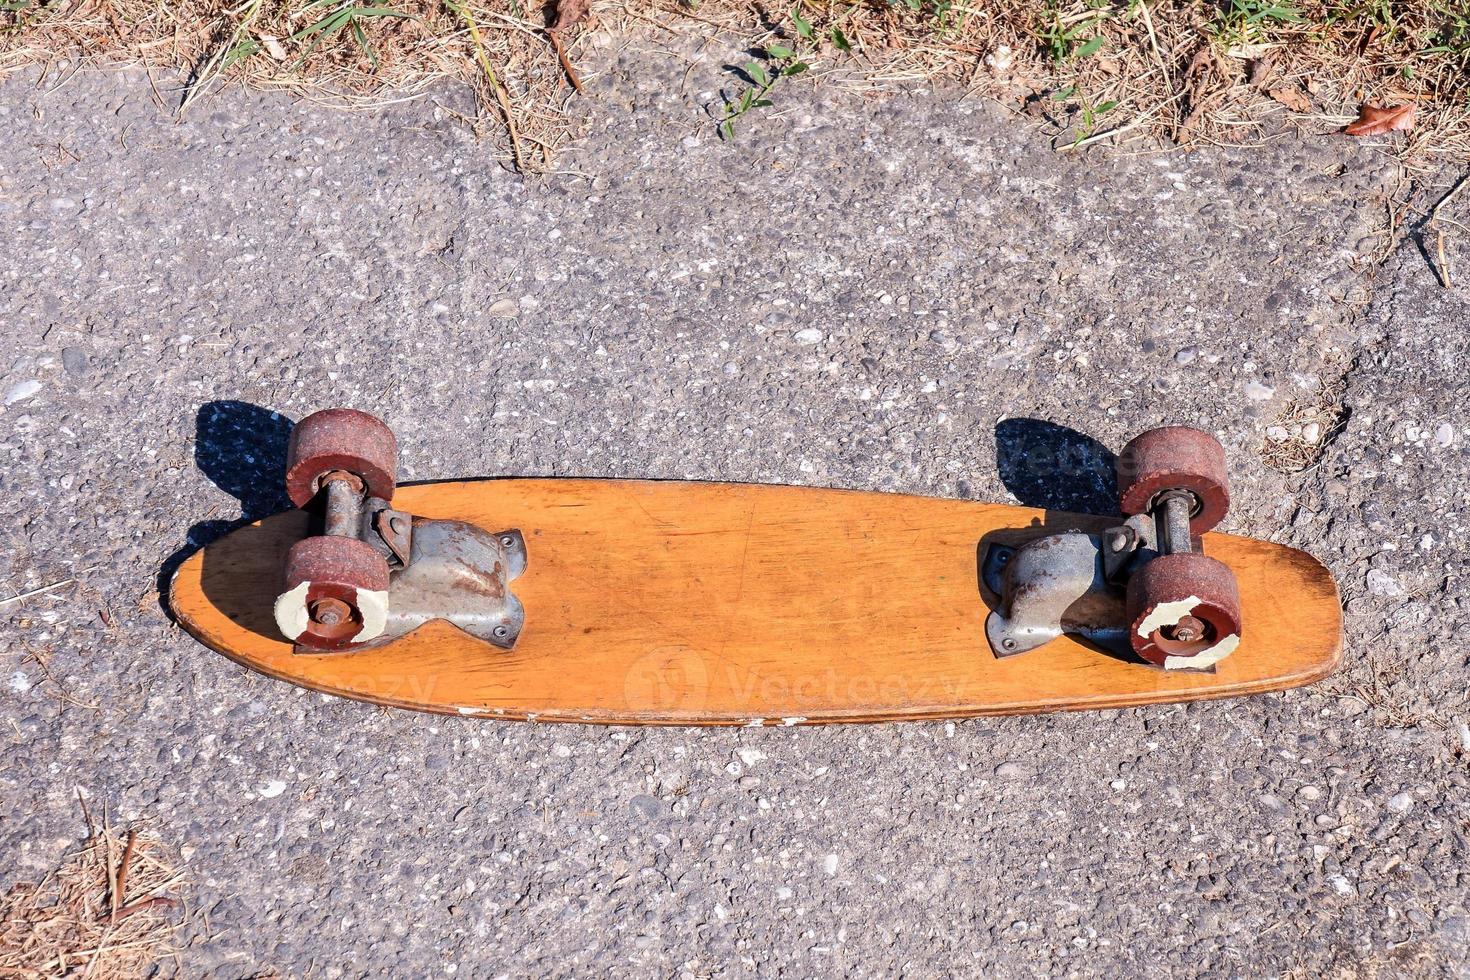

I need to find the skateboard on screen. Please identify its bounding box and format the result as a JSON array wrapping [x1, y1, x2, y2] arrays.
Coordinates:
[[169, 410, 1342, 725]]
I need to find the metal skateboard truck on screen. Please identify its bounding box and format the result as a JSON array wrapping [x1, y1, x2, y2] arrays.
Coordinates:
[[983, 426, 1242, 671], [271, 409, 526, 653]]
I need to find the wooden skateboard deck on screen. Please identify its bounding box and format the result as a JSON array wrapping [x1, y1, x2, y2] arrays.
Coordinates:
[[170, 479, 1343, 725]]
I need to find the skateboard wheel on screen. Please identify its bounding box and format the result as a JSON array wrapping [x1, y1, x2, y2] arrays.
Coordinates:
[[285, 408, 397, 509], [1126, 553, 1241, 669], [275, 536, 390, 650], [1116, 426, 1229, 535]]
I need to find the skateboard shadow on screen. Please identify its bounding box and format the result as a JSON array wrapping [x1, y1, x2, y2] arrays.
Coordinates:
[[157, 400, 294, 622], [196, 510, 308, 641], [994, 418, 1117, 514]]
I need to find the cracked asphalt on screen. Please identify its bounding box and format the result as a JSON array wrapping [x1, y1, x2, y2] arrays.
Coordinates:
[[2, 40, 1468, 978]]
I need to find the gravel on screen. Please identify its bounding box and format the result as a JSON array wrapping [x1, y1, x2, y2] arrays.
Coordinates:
[[1, 44, 1467, 978]]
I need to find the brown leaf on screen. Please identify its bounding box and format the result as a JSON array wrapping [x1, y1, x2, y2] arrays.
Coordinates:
[[1174, 45, 1218, 140], [551, 0, 590, 32], [1183, 45, 1214, 83], [1344, 103, 1416, 137], [1268, 87, 1312, 113], [1357, 24, 1380, 56], [1247, 56, 1273, 87]]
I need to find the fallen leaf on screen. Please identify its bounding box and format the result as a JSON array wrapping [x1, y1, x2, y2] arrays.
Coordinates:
[[1183, 46, 1214, 81], [1247, 57, 1273, 87], [551, 0, 590, 31], [1357, 24, 1380, 56], [1269, 87, 1312, 113], [1344, 103, 1415, 137], [1175, 45, 1227, 140]]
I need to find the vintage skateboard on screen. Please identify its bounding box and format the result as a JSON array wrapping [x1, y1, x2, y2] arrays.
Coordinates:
[[169, 409, 1342, 725]]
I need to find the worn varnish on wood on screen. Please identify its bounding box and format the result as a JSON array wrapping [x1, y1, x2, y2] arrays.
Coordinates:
[[169, 480, 1343, 724]]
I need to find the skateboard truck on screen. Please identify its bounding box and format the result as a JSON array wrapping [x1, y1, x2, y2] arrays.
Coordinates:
[[272, 409, 526, 654], [984, 426, 1243, 671]]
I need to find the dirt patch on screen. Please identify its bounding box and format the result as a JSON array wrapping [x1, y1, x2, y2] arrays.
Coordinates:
[[1260, 369, 1349, 474]]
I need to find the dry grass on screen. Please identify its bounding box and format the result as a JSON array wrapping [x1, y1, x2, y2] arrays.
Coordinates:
[[2, 0, 1469, 170], [1, 0, 583, 168], [0, 812, 185, 979]]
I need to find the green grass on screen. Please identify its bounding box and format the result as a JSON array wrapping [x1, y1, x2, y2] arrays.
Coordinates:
[[719, 40, 809, 139], [1421, 2, 1470, 59], [286, 0, 418, 69], [1036, 0, 1112, 62], [1208, 0, 1306, 47]]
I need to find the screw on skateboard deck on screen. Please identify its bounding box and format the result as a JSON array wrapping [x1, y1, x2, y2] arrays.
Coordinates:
[[169, 410, 1342, 725]]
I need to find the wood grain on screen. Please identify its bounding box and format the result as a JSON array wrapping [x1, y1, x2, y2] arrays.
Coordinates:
[[169, 480, 1342, 724]]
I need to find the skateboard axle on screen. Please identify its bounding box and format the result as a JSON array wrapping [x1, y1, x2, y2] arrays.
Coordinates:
[[1159, 490, 1194, 556], [1168, 615, 1206, 644], [310, 597, 351, 627], [321, 473, 365, 539]]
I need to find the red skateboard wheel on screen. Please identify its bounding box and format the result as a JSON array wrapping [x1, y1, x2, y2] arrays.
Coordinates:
[[285, 408, 398, 508], [1126, 553, 1242, 669], [1116, 426, 1230, 535], [275, 536, 390, 650]]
